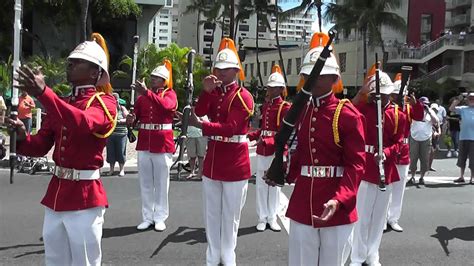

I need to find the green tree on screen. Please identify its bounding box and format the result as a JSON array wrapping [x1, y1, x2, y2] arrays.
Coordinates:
[[27, 56, 70, 96], [113, 43, 210, 108], [325, 0, 406, 76]]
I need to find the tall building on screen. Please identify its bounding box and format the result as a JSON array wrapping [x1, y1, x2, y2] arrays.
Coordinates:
[[148, 0, 175, 48], [445, 0, 473, 33], [242, 0, 474, 90]]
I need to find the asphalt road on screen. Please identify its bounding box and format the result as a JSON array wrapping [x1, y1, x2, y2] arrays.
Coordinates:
[[0, 157, 473, 265]]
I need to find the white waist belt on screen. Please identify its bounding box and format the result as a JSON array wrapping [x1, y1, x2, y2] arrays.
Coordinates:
[[365, 145, 375, 154], [54, 166, 100, 181], [301, 166, 344, 178], [209, 135, 247, 143], [403, 138, 409, 144], [139, 123, 172, 130], [261, 130, 277, 137]]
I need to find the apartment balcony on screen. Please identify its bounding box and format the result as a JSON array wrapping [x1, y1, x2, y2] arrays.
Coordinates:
[[446, 14, 471, 27], [447, 0, 472, 9], [387, 34, 473, 64]]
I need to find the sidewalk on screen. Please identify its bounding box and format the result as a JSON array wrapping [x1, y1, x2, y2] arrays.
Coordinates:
[[1, 138, 258, 173]]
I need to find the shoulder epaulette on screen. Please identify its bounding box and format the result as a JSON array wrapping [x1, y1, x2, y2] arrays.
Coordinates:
[[393, 104, 399, 135], [228, 88, 254, 118], [85, 92, 117, 138], [332, 99, 351, 147], [277, 101, 290, 127]]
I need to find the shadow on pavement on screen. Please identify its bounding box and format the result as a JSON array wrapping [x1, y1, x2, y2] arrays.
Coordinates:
[[150, 226, 206, 258], [103, 226, 147, 238], [150, 225, 259, 258], [0, 243, 43, 252], [14, 249, 45, 258], [424, 183, 469, 189], [430, 226, 474, 256]]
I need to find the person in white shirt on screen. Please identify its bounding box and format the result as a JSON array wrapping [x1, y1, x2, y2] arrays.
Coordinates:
[[409, 97, 439, 185], [185, 100, 208, 180]]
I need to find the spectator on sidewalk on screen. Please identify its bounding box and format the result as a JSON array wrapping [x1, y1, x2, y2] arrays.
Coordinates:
[[449, 92, 474, 184], [18, 91, 35, 133], [409, 97, 439, 186], [446, 97, 461, 157], [429, 103, 442, 171], [106, 93, 129, 177], [0, 93, 7, 124], [185, 100, 208, 180]]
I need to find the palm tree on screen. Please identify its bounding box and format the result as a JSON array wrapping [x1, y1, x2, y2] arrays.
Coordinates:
[[200, 3, 222, 70], [271, 1, 287, 83], [184, 0, 211, 53], [283, 0, 324, 32], [325, 0, 406, 77]]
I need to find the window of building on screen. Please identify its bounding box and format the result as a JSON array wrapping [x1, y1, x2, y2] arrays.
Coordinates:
[[258, 34, 265, 38], [263, 62, 268, 76], [159, 43, 167, 48], [258, 26, 267, 32], [464, 51, 474, 73], [250, 63, 254, 77], [160, 22, 168, 26], [240, 33, 247, 37], [271, 61, 275, 67], [287, 59, 292, 75], [420, 14, 432, 43], [159, 29, 168, 33], [339, 52, 346, 73], [296, 57, 301, 73], [239, 25, 250, 31], [159, 36, 168, 41], [165, 0, 173, 7]]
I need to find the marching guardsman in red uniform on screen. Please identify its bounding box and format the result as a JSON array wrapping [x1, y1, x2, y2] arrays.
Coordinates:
[[247, 65, 290, 232], [8, 33, 117, 265], [189, 38, 254, 266], [386, 73, 424, 232], [283, 33, 366, 265], [126, 60, 177, 232], [350, 69, 404, 266]]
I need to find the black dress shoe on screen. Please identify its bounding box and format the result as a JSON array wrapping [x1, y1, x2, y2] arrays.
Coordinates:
[[418, 178, 425, 185], [407, 177, 415, 185]]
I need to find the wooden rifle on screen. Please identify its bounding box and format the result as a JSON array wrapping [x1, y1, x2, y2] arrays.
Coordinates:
[[265, 31, 336, 186], [397, 66, 412, 111]]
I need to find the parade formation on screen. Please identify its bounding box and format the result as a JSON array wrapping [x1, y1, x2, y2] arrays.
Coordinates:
[[2, 1, 474, 266]]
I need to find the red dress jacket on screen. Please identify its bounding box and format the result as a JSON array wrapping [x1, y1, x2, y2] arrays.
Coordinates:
[[286, 92, 366, 228], [135, 88, 177, 153], [397, 100, 424, 165], [17, 86, 116, 211], [355, 102, 404, 185], [195, 81, 254, 182], [247, 96, 290, 156]]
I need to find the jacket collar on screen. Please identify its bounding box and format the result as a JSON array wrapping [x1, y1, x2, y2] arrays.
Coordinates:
[[311, 91, 335, 107]]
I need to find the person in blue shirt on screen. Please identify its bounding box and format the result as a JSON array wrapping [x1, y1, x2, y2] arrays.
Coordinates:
[[449, 92, 474, 183]]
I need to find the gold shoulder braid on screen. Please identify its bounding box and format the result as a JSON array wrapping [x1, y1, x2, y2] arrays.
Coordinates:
[[277, 101, 289, 127], [228, 88, 254, 119], [393, 104, 399, 135], [85, 92, 118, 138], [332, 99, 350, 147]]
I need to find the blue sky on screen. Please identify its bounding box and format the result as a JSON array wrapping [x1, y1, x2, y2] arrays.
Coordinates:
[[278, 0, 333, 32]]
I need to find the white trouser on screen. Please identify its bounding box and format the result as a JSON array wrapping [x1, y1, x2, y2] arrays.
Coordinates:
[[387, 164, 409, 224], [351, 180, 392, 266], [289, 220, 354, 266], [202, 176, 248, 266], [43, 207, 105, 266], [138, 151, 172, 223], [256, 155, 281, 223]]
